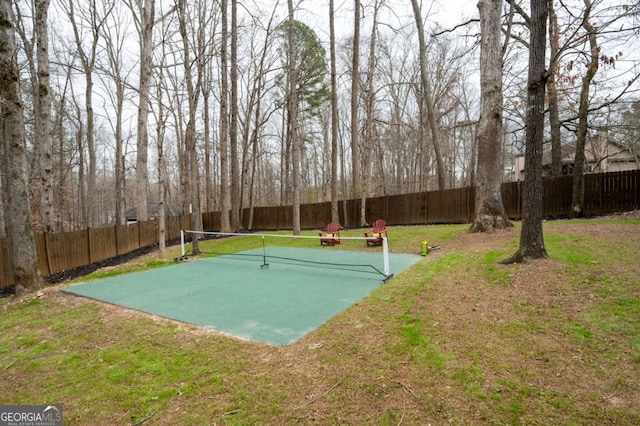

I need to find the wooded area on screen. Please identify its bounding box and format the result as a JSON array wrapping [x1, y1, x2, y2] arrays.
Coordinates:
[[1, 169, 638, 289]]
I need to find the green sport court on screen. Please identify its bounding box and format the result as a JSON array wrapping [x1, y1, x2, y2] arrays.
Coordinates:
[[63, 242, 421, 346]]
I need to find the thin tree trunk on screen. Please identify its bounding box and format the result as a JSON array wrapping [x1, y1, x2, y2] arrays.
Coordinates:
[[178, 0, 203, 252], [66, 0, 105, 228], [547, 0, 562, 177], [287, 0, 301, 235], [329, 0, 339, 224], [230, 0, 241, 230], [219, 0, 231, 232], [203, 80, 212, 213], [571, 0, 599, 217], [351, 0, 361, 204], [411, 0, 446, 191], [156, 81, 166, 259], [360, 0, 380, 226], [35, 0, 54, 232], [74, 109, 87, 229]]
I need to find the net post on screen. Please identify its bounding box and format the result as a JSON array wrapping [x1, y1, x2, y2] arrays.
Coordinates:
[[181, 230, 185, 256], [260, 234, 269, 268], [382, 237, 391, 278]]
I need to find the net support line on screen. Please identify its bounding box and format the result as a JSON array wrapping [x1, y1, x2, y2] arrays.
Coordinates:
[[181, 229, 392, 280]]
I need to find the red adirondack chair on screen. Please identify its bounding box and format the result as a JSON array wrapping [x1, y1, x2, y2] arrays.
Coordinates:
[[319, 222, 341, 246], [364, 219, 388, 246]]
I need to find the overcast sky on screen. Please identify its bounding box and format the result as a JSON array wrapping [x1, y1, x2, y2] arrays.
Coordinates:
[[243, 0, 478, 44]]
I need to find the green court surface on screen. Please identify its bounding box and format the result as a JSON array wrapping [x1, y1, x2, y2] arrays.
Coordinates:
[[63, 248, 421, 345]]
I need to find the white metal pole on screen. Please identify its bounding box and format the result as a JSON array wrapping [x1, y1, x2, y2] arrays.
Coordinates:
[[382, 237, 390, 277]]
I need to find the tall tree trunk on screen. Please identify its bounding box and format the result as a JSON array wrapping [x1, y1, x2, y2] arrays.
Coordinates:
[[287, 0, 301, 235], [219, 0, 231, 232], [503, 0, 549, 263], [134, 0, 155, 223], [411, 0, 446, 191], [66, 0, 102, 227], [203, 80, 212, 212], [114, 74, 126, 226], [75, 109, 87, 229], [351, 0, 361, 208], [100, 2, 126, 226], [35, 0, 54, 232], [178, 0, 203, 252], [548, 0, 562, 177], [329, 0, 339, 224], [470, 0, 512, 233], [360, 0, 380, 226], [571, 0, 599, 217], [156, 80, 166, 259], [230, 0, 241, 230], [0, 0, 43, 291]]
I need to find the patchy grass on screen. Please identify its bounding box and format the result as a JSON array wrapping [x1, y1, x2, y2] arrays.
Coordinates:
[[1, 220, 639, 425]]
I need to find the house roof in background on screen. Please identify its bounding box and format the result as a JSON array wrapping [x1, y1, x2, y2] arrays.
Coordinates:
[[125, 203, 183, 221]]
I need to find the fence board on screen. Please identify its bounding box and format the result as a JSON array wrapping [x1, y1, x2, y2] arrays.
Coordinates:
[[584, 170, 640, 213], [166, 216, 181, 241], [502, 181, 522, 219], [363, 195, 388, 225], [34, 233, 50, 277], [45, 230, 90, 274], [0, 237, 14, 289], [542, 175, 573, 217], [300, 202, 330, 229], [88, 227, 117, 264], [116, 224, 139, 255], [138, 220, 158, 247], [427, 187, 472, 224], [384, 193, 426, 225]]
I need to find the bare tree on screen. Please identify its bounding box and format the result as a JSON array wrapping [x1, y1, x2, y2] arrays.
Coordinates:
[[99, 1, 131, 226], [0, 0, 43, 291], [350, 0, 361, 225], [287, 0, 301, 235], [240, 6, 279, 230], [12, 0, 54, 231], [360, 0, 382, 226], [230, 0, 241, 230], [547, 0, 562, 177], [177, 0, 205, 251], [503, 0, 549, 263], [35, 0, 53, 232], [329, 0, 339, 224], [219, 0, 231, 232], [470, 0, 512, 232], [570, 0, 599, 217], [411, 0, 446, 191], [124, 0, 154, 224], [65, 0, 108, 227], [155, 70, 167, 259]]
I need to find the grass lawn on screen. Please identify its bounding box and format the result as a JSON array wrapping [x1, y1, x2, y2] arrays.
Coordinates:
[[1, 218, 639, 425]]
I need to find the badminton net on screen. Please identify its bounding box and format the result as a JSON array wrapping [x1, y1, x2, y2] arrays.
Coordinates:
[[180, 230, 392, 280]]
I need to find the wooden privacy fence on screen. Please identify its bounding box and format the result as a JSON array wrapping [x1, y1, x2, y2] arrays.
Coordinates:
[[1, 215, 191, 289], [1, 169, 638, 289]]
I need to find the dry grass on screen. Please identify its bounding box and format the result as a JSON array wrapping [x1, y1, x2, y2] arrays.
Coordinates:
[[1, 218, 639, 425]]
